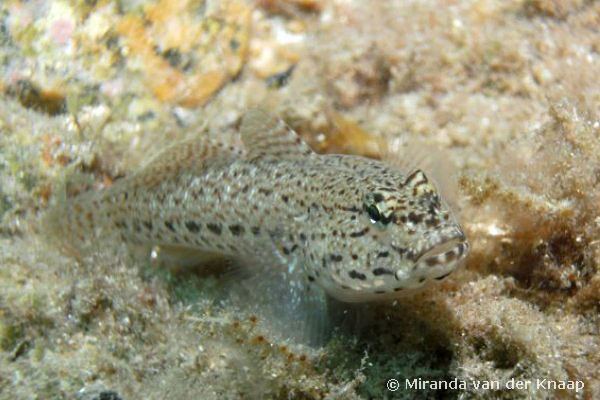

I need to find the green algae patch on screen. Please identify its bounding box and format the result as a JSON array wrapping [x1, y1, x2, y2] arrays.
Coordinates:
[[0, 319, 24, 352], [319, 333, 455, 399]]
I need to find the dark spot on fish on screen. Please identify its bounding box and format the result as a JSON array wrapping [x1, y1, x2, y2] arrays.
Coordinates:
[[376, 251, 390, 258], [351, 254, 358, 260], [330, 254, 343, 262], [185, 221, 201, 233], [391, 245, 408, 258], [419, 277, 426, 283], [394, 287, 403, 292], [206, 223, 222, 235], [372, 268, 393, 276], [425, 255, 441, 266], [251, 226, 260, 235], [282, 195, 289, 203], [349, 270, 366, 280], [349, 227, 369, 238], [374, 290, 386, 294], [229, 224, 244, 236], [425, 218, 438, 228], [372, 193, 385, 202], [408, 212, 424, 224], [165, 221, 176, 232], [307, 276, 315, 282]]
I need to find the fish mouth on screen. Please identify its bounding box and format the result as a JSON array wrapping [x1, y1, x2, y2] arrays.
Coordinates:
[[393, 225, 470, 285], [416, 236, 469, 267], [413, 224, 469, 266]]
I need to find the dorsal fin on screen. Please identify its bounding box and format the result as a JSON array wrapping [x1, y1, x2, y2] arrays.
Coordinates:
[[240, 108, 314, 161], [127, 138, 242, 189]]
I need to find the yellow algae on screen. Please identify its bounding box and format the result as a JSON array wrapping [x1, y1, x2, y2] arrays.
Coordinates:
[[116, 0, 250, 107], [258, 0, 323, 15], [316, 113, 385, 159]]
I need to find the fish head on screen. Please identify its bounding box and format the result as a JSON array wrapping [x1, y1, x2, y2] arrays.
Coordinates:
[[310, 168, 469, 302]]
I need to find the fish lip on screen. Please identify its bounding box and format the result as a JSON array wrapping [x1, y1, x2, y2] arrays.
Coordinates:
[[414, 227, 469, 265], [416, 240, 469, 268], [393, 227, 469, 282]]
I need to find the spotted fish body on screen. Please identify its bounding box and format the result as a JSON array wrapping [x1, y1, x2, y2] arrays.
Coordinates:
[[58, 110, 469, 303]]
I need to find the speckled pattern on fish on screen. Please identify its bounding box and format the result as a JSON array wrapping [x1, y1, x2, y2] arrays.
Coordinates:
[[53, 109, 469, 302]]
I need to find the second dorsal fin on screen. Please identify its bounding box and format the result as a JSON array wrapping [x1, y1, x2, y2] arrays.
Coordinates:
[[240, 108, 314, 161]]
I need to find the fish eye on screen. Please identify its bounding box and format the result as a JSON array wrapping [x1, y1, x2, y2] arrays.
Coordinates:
[[363, 193, 392, 227], [365, 204, 382, 223]]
